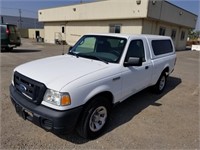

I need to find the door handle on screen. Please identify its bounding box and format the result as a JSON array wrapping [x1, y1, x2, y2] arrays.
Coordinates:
[[145, 66, 149, 70], [113, 77, 121, 81]]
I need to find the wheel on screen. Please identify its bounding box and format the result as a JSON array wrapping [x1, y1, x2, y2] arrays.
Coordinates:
[[153, 72, 167, 94], [76, 96, 111, 139]]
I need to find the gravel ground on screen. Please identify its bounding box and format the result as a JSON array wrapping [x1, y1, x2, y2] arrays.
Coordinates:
[[0, 38, 199, 149]]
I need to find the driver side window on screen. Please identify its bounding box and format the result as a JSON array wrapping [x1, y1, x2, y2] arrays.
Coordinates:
[[125, 40, 145, 62]]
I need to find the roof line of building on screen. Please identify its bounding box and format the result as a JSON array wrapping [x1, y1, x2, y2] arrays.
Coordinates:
[[39, 0, 107, 11], [39, 17, 145, 23], [165, 0, 198, 16], [147, 17, 194, 29], [39, 0, 197, 18]]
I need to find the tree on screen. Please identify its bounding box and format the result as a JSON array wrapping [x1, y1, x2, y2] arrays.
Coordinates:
[[188, 29, 200, 40]]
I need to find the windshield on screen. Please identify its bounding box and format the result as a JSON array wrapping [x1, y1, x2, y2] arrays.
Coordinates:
[[69, 35, 127, 63]]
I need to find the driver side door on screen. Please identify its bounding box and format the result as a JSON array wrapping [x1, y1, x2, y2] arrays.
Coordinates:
[[121, 39, 153, 99]]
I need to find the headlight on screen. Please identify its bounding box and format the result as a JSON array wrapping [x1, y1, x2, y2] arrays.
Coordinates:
[[43, 89, 71, 106]]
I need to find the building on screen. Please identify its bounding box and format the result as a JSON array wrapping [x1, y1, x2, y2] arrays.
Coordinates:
[[19, 29, 45, 39], [38, 0, 197, 50]]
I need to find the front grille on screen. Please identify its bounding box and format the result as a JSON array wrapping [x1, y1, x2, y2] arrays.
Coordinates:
[[41, 118, 53, 130], [14, 71, 46, 105]]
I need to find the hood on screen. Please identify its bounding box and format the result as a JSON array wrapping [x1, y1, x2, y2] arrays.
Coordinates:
[[15, 55, 109, 91]]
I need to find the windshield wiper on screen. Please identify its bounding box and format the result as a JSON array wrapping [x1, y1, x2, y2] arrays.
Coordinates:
[[68, 51, 79, 58], [79, 54, 109, 64], [87, 55, 109, 64], [68, 52, 108, 64]]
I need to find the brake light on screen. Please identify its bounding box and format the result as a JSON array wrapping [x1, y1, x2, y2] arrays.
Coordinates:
[[6, 29, 10, 34]]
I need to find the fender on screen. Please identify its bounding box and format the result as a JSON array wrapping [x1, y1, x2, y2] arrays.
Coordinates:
[[83, 84, 114, 104]]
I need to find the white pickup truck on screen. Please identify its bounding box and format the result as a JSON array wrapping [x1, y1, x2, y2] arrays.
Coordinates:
[[10, 34, 176, 139]]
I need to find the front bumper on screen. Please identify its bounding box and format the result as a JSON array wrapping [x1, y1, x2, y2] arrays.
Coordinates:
[[10, 85, 83, 134]]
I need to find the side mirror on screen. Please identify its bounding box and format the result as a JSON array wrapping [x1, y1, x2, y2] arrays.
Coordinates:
[[124, 57, 142, 67]]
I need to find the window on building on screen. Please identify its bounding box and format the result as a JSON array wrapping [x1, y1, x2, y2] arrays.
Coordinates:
[[171, 29, 176, 40], [180, 31, 185, 40], [109, 24, 121, 33], [62, 26, 65, 33], [159, 27, 166, 36]]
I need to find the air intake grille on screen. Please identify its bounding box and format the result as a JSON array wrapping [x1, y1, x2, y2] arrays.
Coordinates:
[[14, 72, 46, 105]]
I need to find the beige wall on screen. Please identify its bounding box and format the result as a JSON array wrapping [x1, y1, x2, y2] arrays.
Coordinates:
[[44, 22, 66, 43], [176, 28, 188, 50], [39, 0, 148, 22], [39, 0, 196, 50], [142, 19, 189, 50], [19, 29, 45, 39], [44, 19, 143, 45], [19, 29, 28, 38], [148, 0, 197, 28], [66, 20, 143, 45], [28, 29, 44, 39], [44, 19, 188, 50]]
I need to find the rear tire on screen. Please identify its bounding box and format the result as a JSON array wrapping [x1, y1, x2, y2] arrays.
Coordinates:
[[153, 73, 167, 94], [76, 96, 111, 139]]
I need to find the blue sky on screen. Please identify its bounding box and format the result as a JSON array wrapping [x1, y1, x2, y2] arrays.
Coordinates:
[[1, 0, 199, 30]]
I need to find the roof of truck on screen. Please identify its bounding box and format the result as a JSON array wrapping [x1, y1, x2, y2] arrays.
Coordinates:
[[85, 33, 172, 40]]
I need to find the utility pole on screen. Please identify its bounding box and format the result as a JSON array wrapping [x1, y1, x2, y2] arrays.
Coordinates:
[[19, 9, 22, 28], [1, 16, 4, 24]]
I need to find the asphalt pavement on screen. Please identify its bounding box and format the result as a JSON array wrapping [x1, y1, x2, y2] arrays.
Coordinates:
[[0, 38, 199, 149]]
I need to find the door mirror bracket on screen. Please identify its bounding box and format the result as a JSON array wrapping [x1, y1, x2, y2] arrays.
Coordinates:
[[124, 57, 143, 67]]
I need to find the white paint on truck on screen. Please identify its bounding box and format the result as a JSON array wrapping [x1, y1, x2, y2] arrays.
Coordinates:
[[10, 33, 176, 139]]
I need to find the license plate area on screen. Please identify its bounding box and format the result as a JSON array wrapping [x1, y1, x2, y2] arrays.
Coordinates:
[[15, 104, 33, 120], [24, 109, 33, 120]]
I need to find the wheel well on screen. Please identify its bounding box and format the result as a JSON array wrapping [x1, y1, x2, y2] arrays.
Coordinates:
[[77, 91, 114, 125], [85, 91, 114, 107], [163, 67, 169, 76]]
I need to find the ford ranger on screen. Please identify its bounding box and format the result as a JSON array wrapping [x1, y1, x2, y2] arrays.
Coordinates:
[[10, 34, 176, 139]]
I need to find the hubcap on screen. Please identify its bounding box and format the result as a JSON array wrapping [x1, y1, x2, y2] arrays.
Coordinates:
[[89, 106, 107, 132], [159, 76, 166, 91]]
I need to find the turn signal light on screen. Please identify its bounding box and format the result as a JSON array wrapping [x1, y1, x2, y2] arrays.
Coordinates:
[[61, 95, 71, 106]]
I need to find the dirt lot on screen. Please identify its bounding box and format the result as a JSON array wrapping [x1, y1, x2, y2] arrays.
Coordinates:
[[0, 38, 199, 149]]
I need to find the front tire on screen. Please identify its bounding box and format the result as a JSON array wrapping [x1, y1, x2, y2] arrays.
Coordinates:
[[76, 96, 111, 139]]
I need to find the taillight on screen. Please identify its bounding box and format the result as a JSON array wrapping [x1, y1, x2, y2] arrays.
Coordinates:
[[6, 29, 10, 34]]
